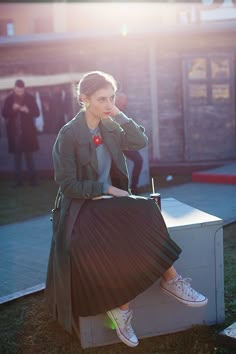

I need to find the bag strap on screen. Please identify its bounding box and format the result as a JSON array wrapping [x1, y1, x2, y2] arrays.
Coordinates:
[[52, 188, 61, 212]]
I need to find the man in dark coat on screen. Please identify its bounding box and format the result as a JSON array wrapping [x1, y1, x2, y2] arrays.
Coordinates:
[[2, 79, 40, 186]]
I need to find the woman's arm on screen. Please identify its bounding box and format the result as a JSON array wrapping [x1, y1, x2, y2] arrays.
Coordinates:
[[2, 96, 14, 119], [117, 114, 148, 151], [103, 106, 148, 151]]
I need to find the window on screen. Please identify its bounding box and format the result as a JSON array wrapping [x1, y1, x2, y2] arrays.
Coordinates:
[[187, 58, 207, 80], [0, 20, 15, 36], [189, 84, 208, 104], [185, 55, 232, 105], [212, 84, 230, 103], [211, 58, 230, 80]]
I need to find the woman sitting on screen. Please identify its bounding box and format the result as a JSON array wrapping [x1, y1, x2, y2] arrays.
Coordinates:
[[45, 70, 208, 348]]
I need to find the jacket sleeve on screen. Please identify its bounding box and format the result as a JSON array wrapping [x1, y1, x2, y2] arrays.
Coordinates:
[[103, 112, 148, 151], [53, 127, 104, 199], [2, 96, 14, 120]]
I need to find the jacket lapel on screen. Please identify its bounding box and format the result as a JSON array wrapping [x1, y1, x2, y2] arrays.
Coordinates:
[[71, 112, 127, 177], [71, 111, 98, 173], [100, 121, 127, 176]]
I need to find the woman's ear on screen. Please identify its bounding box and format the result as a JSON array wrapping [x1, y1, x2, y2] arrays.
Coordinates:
[[80, 94, 87, 104], [80, 94, 90, 109]]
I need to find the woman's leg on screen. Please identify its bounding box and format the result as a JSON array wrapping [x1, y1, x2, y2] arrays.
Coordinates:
[[160, 267, 208, 307], [107, 302, 138, 347], [119, 303, 129, 311], [162, 266, 178, 281]]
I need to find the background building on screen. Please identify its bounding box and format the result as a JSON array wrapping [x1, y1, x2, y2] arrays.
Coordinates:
[[0, 1, 236, 173]]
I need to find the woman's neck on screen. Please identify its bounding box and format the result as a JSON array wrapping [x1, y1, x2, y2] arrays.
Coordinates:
[[85, 111, 100, 129]]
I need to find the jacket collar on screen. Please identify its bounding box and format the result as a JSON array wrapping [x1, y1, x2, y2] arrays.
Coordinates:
[[71, 110, 119, 140], [69, 110, 124, 174], [71, 110, 92, 144]]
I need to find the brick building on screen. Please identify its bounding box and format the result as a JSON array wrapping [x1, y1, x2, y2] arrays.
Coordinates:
[[1, 2, 236, 166]]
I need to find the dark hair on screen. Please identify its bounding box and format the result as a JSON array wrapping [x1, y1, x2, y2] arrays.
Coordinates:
[[15, 79, 25, 88], [77, 71, 117, 98]]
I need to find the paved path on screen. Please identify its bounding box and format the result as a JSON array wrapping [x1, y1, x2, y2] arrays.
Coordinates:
[[0, 214, 51, 302], [1, 180, 236, 304], [192, 163, 236, 184], [159, 181, 236, 225], [193, 163, 236, 176]]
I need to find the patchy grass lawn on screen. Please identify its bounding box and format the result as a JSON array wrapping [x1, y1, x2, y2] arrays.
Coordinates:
[[0, 176, 235, 353], [0, 175, 190, 226], [222, 223, 236, 328], [0, 296, 225, 354], [0, 223, 235, 354], [0, 178, 58, 225]]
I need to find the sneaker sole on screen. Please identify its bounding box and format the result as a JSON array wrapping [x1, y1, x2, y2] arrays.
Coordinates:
[[107, 311, 139, 347], [160, 286, 208, 307]]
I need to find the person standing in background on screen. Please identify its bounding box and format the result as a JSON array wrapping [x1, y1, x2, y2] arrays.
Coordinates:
[[2, 79, 40, 187], [116, 92, 143, 194]]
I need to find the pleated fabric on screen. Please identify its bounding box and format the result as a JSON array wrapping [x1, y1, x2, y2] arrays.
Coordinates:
[[70, 196, 181, 317]]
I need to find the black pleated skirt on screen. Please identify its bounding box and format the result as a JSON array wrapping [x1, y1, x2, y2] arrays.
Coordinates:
[[70, 196, 181, 317]]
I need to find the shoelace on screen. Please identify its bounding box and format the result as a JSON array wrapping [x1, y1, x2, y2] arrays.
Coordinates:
[[116, 310, 135, 335], [174, 276, 198, 298], [123, 311, 135, 337]]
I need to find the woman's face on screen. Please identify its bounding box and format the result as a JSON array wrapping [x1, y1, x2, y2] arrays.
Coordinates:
[[84, 84, 115, 119]]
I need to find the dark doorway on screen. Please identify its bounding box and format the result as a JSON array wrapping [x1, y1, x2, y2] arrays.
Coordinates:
[[183, 53, 236, 161]]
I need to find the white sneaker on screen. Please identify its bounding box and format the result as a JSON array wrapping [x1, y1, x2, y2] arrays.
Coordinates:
[[107, 308, 139, 347], [160, 275, 208, 307]]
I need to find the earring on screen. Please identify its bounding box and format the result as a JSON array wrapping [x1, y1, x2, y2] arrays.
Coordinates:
[[84, 102, 89, 109]]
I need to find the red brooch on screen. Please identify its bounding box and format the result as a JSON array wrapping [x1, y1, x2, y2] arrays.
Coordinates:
[[93, 135, 103, 146]]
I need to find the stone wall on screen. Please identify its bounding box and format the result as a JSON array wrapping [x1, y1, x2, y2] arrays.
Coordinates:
[[0, 33, 236, 163], [156, 51, 184, 161]]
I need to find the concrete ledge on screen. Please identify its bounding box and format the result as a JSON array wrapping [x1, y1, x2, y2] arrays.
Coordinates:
[[0, 283, 45, 305]]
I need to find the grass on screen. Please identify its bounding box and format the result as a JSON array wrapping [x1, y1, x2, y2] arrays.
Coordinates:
[[0, 177, 235, 353], [222, 223, 236, 327], [0, 299, 227, 354], [0, 223, 235, 354], [0, 178, 58, 225], [0, 175, 189, 226]]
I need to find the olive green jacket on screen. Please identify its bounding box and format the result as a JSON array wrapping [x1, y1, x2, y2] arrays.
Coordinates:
[[45, 110, 148, 335]]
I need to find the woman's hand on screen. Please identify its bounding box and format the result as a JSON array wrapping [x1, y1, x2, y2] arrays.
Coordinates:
[[110, 105, 121, 117], [107, 185, 129, 197]]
